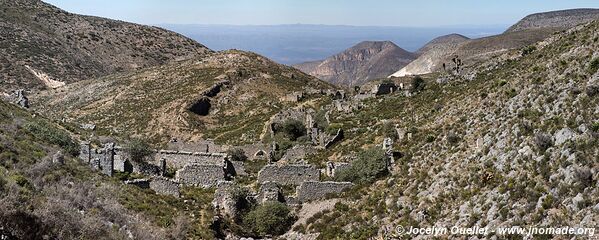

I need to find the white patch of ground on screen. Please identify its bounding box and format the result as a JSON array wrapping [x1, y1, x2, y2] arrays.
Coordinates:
[[25, 65, 66, 89]]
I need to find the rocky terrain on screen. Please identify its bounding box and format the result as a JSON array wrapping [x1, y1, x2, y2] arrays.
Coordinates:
[[0, 0, 211, 91], [506, 8, 599, 33], [390, 9, 599, 77], [390, 34, 470, 77], [1, 2, 598, 239], [31, 50, 333, 145], [294, 41, 416, 87]]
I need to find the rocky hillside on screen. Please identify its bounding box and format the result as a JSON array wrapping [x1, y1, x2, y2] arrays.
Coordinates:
[[0, 0, 212, 91], [391, 34, 470, 77], [390, 9, 599, 77], [0, 99, 218, 239], [506, 8, 599, 33], [31, 50, 334, 145], [299, 20, 599, 239], [294, 41, 416, 87]]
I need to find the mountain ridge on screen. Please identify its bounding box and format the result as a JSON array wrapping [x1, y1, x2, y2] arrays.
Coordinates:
[[294, 41, 416, 87], [0, 0, 212, 91]]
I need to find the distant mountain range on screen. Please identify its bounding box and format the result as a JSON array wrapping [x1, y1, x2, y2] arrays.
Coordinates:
[[294, 41, 416, 87], [161, 24, 506, 65]]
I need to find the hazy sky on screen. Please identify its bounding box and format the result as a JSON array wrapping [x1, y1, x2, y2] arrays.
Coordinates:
[[43, 0, 599, 27]]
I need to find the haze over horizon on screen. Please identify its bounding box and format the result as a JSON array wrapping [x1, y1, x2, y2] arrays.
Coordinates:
[[43, 0, 598, 27], [41, 1, 599, 64]]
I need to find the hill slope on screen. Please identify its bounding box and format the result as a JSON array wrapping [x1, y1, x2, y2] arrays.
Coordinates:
[[0, 0, 212, 91], [295, 41, 416, 87], [0, 99, 217, 239], [506, 8, 599, 33], [391, 34, 470, 77], [391, 9, 599, 77], [32, 50, 334, 144], [302, 20, 599, 239]]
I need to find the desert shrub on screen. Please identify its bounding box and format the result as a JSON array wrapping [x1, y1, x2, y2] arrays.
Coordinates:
[[23, 122, 79, 156], [242, 202, 295, 237], [586, 85, 598, 97], [534, 133, 553, 152], [0, 175, 6, 192], [278, 119, 306, 141], [125, 138, 154, 163], [588, 57, 599, 74], [0, 210, 51, 240], [446, 132, 461, 145], [411, 76, 425, 93], [335, 148, 389, 184], [227, 148, 247, 162], [228, 185, 252, 217], [382, 122, 398, 140], [314, 109, 329, 131], [521, 45, 537, 56]]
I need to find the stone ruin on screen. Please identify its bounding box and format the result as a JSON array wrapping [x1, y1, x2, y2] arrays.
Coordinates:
[[149, 177, 181, 198], [6, 89, 29, 108], [187, 80, 230, 116], [281, 145, 317, 162], [269, 108, 344, 150], [124, 177, 180, 198], [372, 82, 398, 96], [325, 161, 351, 177], [257, 164, 320, 185], [296, 181, 354, 203], [175, 163, 227, 187], [257, 181, 284, 203]]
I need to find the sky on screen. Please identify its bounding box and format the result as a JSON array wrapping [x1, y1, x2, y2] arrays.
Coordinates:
[[43, 0, 599, 27]]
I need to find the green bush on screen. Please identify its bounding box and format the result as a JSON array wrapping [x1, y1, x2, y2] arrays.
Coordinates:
[[411, 76, 425, 93], [24, 122, 79, 156], [242, 202, 295, 237], [335, 148, 389, 184], [227, 148, 248, 162], [277, 119, 306, 141], [589, 57, 599, 74], [521, 45, 537, 56], [314, 109, 329, 131], [381, 122, 398, 140], [125, 138, 154, 163]]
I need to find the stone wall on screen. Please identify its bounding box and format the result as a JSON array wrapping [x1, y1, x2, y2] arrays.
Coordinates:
[[281, 145, 317, 162], [296, 181, 354, 202], [325, 161, 352, 177], [325, 129, 344, 149], [175, 164, 225, 187], [257, 164, 320, 185], [149, 177, 180, 198], [156, 150, 227, 169]]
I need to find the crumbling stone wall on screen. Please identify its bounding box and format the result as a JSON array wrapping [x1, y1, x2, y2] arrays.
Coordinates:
[[372, 83, 398, 95], [257, 164, 320, 185], [325, 129, 344, 149], [296, 181, 354, 202], [325, 161, 351, 177], [124, 179, 150, 189], [257, 181, 284, 203], [156, 150, 228, 169], [212, 181, 240, 219], [100, 143, 115, 176], [176, 164, 225, 187], [281, 145, 317, 162], [150, 177, 180, 198]]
